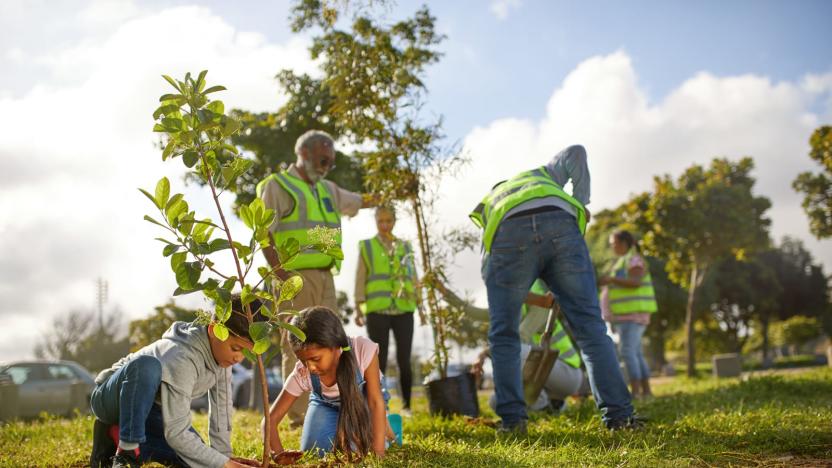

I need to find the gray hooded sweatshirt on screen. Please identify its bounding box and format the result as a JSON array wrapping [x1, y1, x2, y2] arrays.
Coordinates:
[[96, 322, 232, 468]]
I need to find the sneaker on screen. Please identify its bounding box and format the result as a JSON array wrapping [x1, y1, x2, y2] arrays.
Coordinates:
[[90, 420, 117, 468], [496, 419, 528, 437], [548, 399, 566, 414], [607, 415, 647, 431], [112, 448, 140, 468]]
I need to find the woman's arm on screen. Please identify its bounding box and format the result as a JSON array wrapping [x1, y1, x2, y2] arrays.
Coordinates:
[[363, 355, 387, 457], [608, 265, 646, 288], [262, 389, 298, 457]]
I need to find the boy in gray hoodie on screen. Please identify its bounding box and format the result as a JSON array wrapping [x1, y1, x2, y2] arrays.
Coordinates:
[[89, 296, 264, 468]]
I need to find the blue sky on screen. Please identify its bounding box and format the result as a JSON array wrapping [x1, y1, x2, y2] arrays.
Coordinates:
[[1, 0, 830, 361]]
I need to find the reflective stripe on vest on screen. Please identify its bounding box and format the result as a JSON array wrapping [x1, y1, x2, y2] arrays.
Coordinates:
[[469, 167, 587, 252], [522, 280, 581, 368], [607, 250, 658, 314], [359, 237, 417, 314], [255, 171, 342, 271]]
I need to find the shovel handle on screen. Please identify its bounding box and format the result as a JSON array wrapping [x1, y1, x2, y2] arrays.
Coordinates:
[[541, 302, 559, 345]]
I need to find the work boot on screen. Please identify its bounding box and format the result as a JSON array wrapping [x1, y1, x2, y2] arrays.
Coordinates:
[[629, 379, 642, 399], [112, 448, 140, 468], [640, 378, 653, 398], [90, 419, 117, 468], [607, 415, 648, 431], [496, 419, 528, 438]]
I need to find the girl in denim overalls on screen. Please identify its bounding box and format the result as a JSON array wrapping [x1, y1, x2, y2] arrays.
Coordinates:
[[265, 307, 395, 462]]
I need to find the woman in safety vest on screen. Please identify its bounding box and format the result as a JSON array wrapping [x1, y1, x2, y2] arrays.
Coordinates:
[[599, 230, 657, 399], [354, 206, 420, 416]]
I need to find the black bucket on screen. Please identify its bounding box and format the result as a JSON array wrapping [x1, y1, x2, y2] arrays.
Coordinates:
[[425, 372, 479, 418]]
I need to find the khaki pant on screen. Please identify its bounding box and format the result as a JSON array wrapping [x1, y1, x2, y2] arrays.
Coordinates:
[[277, 268, 338, 427]]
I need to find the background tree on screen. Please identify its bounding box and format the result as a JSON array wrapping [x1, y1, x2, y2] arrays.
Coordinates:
[[128, 300, 198, 351], [586, 194, 686, 369], [226, 71, 364, 209], [793, 125, 832, 238], [35, 307, 129, 373], [643, 157, 771, 376]]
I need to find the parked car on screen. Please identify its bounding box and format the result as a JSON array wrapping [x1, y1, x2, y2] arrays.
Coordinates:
[[191, 364, 283, 411], [0, 360, 96, 420]]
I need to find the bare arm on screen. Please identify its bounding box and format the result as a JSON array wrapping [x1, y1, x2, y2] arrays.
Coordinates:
[[263, 389, 299, 456], [363, 355, 387, 457]]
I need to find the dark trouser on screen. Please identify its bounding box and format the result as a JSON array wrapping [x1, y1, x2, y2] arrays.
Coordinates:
[[89, 355, 197, 466], [366, 312, 414, 408]]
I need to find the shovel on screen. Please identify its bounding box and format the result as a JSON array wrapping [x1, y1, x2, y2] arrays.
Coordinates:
[[522, 303, 560, 407]]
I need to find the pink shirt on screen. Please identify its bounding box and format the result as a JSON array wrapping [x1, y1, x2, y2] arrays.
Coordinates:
[[284, 336, 380, 399], [601, 253, 651, 325]]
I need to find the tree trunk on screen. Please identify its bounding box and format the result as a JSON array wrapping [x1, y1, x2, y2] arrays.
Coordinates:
[[761, 313, 772, 368], [685, 266, 699, 377], [250, 360, 265, 410]]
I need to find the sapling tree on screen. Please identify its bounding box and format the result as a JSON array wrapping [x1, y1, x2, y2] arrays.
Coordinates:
[[143, 71, 340, 466]]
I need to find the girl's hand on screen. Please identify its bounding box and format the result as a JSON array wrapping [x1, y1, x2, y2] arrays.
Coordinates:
[[271, 450, 304, 465]]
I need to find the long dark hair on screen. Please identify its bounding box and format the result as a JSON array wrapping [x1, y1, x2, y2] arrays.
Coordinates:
[[289, 307, 372, 459], [613, 229, 639, 252]]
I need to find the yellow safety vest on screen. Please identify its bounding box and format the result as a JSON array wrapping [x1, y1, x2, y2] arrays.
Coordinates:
[[522, 280, 581, 369], [607, 249, 657, 314], [255, 170, 342, 271], [469, 167, 587, 252], [359, 237, 417, 314]]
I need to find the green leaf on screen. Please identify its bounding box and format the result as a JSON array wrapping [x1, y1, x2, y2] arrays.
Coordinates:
[[154, 237, 175, 245], [139, 188, 161, 209], [239, 204, 254, 229], [161, 75, 181, 92], [257, 303, 275, 319], [276, 320, 306, 342], [161, 117, 184, 131], [166, 198, 188, 224], [183, 150, 199, 168], [153, 123, 167, 132], [196, 70, 208, 92], [257, 266, 272, 279], [155, 177, 170, 208], [203, 85, 227, 95], [206, 100, 224, 115], [159, 93, 183, 102], [215, 301, 232, 322], [208, 238, 231, 253], [249, 322, 271, 342], [278, 237, 300, 264], [222, 117, 242, 136], [222, 277, 238, 290], [241, 284, 257, 306], [278, 275, 303, 304], [153, 104, 180, 120], [170, 251, 186, 271], [161, 139, 177, 160], [143, 215, 166, 228], [162, 244, 181, 257], [175, 261, 201, 290], [255, 289, 276, 303], [213, 323, 229, 341], [166, 193, 184, 211], [324, 245, 345, 261], [242, 348, 257, 363], [253, 338, 270, 355]]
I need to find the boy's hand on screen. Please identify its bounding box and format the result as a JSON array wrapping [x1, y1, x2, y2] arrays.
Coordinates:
[[227, 458, 259, 467], [271, 450, 304, 465]]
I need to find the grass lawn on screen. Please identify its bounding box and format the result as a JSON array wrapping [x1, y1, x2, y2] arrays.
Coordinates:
[[2, 367, 831, 467]]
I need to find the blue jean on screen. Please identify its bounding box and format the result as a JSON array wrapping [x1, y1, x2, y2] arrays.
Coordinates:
[[89, 355, 197, 466], [300, 371, 391, 457], [615, 321, 650, 381], [483, 210, 633, 426]]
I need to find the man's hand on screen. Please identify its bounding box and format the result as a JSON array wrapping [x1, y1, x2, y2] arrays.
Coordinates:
[[355, 310, 365, 327], [585, 208, 592, 224], [598, 276, 612, 286]]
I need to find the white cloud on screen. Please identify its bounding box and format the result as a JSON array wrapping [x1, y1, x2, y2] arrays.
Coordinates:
[[430, 51, 832, 308], [0, 5, 316, 360], [489, 0, 522, 21]]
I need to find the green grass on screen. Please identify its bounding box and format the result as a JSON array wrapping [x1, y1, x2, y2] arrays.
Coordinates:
[[2, 367, 831, 467]]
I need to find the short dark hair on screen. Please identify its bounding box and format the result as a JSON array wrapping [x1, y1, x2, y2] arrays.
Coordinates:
[[222, 294, 268, 342], [613, 229, 638, 251]]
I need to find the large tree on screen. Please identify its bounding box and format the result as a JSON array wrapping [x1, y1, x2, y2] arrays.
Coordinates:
[[643, 157, 771, 376], [793, 126, 832, 238]]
